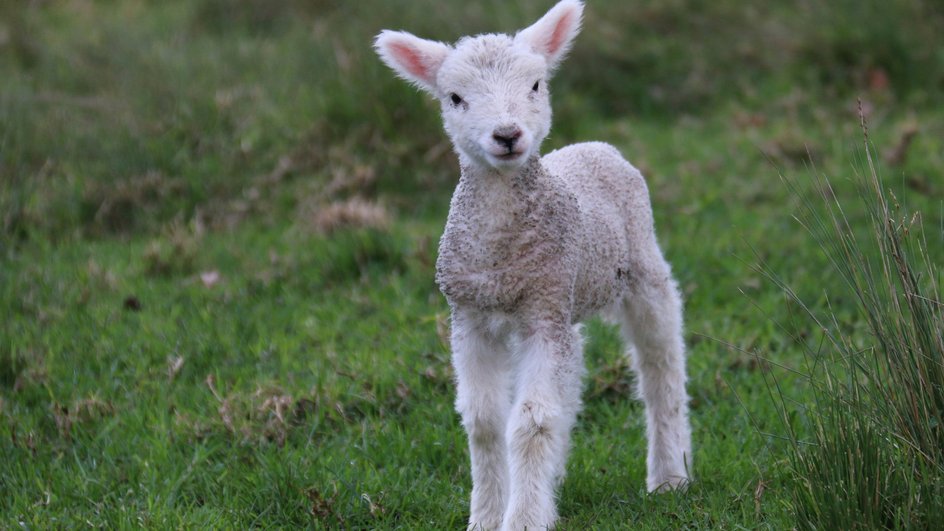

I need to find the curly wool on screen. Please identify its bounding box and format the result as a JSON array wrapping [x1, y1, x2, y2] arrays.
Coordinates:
[[436, 142, 665, 322]]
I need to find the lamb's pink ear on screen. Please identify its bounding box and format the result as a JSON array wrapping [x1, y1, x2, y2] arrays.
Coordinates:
[[374, 30, 451, 94], [515, 0, 583, 72]]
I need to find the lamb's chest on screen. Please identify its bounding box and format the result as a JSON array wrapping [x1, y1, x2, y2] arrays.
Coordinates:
[[435, 228, 528, 311], [434, 171, 576, 311]]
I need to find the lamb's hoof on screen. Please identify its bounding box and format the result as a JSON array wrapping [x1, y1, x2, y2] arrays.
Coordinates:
[[647, 474, 691, 493], [500, 522, 555, 531], [468, 516, 502, 531], [500, 514, 556, 531]]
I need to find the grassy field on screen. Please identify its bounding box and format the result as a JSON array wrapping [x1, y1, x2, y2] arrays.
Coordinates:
[[2, 0, 943, 528]]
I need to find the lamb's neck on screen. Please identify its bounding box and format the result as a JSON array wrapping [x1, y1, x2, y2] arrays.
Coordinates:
[[448, 155, 548, 242], [458, 155, 545, 198]]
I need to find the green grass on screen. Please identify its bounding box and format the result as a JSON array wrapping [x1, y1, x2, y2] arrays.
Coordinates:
[[1, 0, 943, 528], [761, 119, 944, 530]]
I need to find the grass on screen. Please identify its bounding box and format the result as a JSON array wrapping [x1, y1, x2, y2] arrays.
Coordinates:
[[1, 0, 943, 528], [760, 110, 944, 530]]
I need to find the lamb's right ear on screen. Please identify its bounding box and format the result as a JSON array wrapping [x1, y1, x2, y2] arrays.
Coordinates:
[[515, 0, 583, 72], [374, 30, 451, 94]]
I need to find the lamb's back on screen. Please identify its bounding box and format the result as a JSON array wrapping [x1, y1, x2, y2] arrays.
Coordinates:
[[542, 142, 650, 217], [542, 142, 657, 318]]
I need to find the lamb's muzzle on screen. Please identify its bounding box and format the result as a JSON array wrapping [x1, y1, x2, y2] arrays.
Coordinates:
[[492, 126, 522, 150]]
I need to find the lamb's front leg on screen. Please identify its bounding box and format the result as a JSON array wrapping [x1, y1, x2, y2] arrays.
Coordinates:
[[452, 310, 514, 530], [502, 325, 584, 531]]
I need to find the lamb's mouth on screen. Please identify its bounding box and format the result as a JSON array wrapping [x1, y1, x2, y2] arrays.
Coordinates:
[[494, 151, 525, 161]]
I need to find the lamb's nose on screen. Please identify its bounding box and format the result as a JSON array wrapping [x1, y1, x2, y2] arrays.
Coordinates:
[[492, 126, 522, 150]]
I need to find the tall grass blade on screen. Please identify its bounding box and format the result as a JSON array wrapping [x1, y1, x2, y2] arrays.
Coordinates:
[[762, 113, 944, 529]]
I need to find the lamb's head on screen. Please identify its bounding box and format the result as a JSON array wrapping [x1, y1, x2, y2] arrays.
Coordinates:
[[374, 0, 583, 173]]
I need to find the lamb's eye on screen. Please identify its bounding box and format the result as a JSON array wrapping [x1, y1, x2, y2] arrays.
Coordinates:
[[450, 93, 463, 105], [532, 80, 540, 92]]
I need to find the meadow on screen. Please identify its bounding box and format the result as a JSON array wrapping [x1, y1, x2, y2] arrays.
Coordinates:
[[1, 1, 942, 528]]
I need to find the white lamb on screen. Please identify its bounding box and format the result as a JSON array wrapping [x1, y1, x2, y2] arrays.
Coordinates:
[[374, 1, 692, 529]]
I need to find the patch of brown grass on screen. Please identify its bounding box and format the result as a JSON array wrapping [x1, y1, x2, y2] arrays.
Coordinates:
[[86, 171, 188, 234], [142, 219, 202, 277], [312, 198, 390, 234], [202, 375, 314, 447], [50, 395, 115, 441]]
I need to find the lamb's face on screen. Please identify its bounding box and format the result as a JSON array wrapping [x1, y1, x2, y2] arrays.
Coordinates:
[[375, 0, 583, 173], [437, 36, 550, 172]]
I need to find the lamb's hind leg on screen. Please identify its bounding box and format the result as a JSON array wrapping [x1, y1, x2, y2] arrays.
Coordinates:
[[620, 255, 692, 492], [452, 310, 514, 530]]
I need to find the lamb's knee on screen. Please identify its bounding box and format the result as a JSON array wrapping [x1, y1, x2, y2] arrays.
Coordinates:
[[457, 396, 506, 443], [465, 415, 504, 448], [517, 400, 552, 436], [507, 399, 574, 453]]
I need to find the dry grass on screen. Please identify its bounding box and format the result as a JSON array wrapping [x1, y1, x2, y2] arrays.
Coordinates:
[[311, 198, 391, 235]]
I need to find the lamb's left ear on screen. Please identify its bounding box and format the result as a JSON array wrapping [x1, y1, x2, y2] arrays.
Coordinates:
[[515, 0, 584, 72], [374, 30, 451, 94]]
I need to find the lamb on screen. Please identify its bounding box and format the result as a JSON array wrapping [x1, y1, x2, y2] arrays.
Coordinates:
[[374, 1, 692, 529]]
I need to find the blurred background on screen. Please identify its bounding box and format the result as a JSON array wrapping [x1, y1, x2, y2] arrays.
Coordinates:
[[1, 0, 943, 528], [2, 0, 942, 241]]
